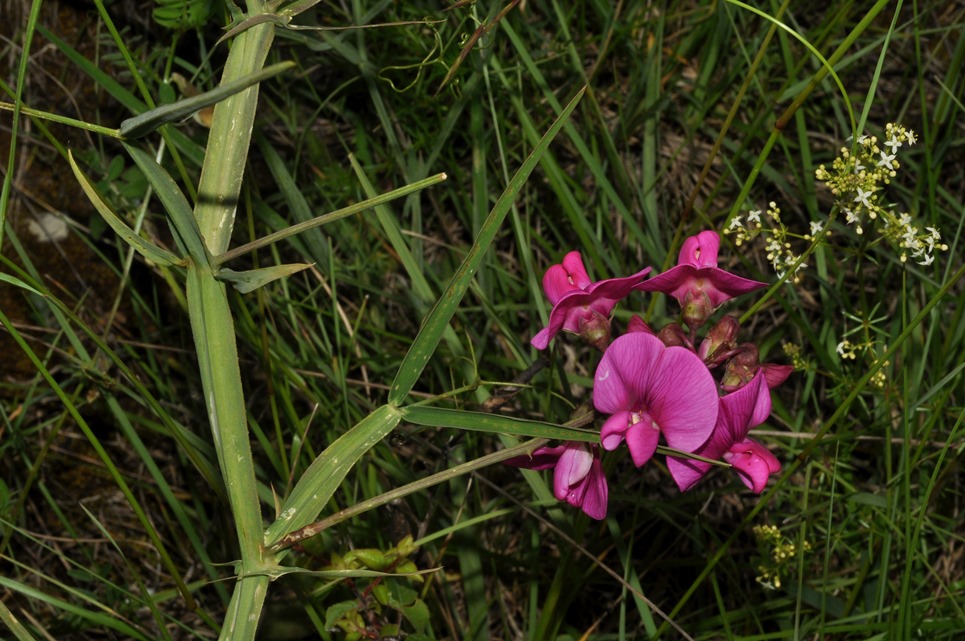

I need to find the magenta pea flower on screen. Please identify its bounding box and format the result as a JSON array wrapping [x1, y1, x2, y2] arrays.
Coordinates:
[[666, 371, 779, 493], [638, 230, 766, 331], [724, 438, 782, 494], [531, 251, 651, 351], [506, 442, 608, 520], [593, 332, 719, 468]]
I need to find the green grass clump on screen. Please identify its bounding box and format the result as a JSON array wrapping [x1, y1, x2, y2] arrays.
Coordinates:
[[1, 0, 962, 639]]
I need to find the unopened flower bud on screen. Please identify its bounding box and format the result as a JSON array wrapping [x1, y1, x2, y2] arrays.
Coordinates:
[[681, 290, 715, 332], [721, 343, 760, 391], [698, 315, 740, 365], [579, 311, 612, 351], [656, 323, 692, 350]]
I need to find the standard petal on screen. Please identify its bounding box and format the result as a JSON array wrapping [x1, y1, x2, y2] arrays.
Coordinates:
[[635, 265, 693, 299], [647, 346, 719, 452], [593, 332, 664, 413], [625, 420, 660, 467], [700, 269, 768, 308]]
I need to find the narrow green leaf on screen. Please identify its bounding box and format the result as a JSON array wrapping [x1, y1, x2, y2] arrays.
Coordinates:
[[262, 566, 438, 581], [256, 134, 330, 266], [0, 577, 149, 640], [120, 61, 295, 138], [123, 143, 210, 268], [272, 438, 549, 551], [402, 405, 597, 442], [0, 272, 43, 296], [388, 87, 586, 405], [348, 155, 435, 303], [215, 172, 447, 265], [264, 404, 402, 548], [67, 151, 182, 267], [218, 263, 313, 293], [0, 595, 39, 641], [35, 23, 146, 116]]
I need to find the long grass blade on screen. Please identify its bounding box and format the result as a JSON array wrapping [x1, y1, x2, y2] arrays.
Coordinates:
[[388, 86, 586, 405]]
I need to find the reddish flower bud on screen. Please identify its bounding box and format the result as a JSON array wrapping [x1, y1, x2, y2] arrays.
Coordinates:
[[656, 322, 693, 350], [720, 344, 761, 392], [579, 311, 612, 351], [698, 315, 740, 365]]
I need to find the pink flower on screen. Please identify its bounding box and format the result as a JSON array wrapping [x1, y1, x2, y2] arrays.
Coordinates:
[[724, 439, 782, 493], [593, 332, 719, 467], [638, 231, 766, 330], [531, 251, 651, 350], [506, 442, 608, 519], [667, 371, 780, 493]]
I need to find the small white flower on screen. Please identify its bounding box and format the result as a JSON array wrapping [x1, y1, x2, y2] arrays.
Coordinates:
[[926, 226, 941, 239], [884, 135, 901, 153], [747, 209, 762, 224], [907, 131, 917, 145], [877, 151, 896, 170], [809, 221, 824, 236], [729, 216, 743, 230], [854, 187, 874, 208], [917, 253, 934, 266], [845, 208, 860, 225]]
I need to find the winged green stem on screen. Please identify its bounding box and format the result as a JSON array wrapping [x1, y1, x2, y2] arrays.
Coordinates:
[[180, 6, 278, 639]]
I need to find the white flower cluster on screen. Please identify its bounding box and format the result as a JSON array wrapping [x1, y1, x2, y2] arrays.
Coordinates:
[[815, 124, 945, 267], [726, 202, 808, 283], [883, 214, 945, 266]]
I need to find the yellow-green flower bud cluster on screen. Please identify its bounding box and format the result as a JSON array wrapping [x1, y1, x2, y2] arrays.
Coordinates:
[[752, 524, 812, 591]]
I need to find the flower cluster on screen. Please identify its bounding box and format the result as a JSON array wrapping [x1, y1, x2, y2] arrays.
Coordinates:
[[725, 201, 810, 283], [752, 524, 811, 590], [815, 124, 946, 266], [509, 231, 791, 519]]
